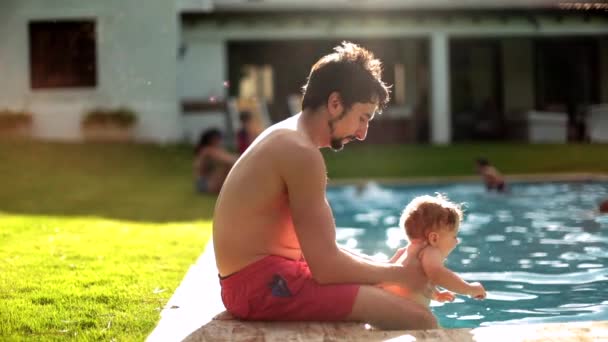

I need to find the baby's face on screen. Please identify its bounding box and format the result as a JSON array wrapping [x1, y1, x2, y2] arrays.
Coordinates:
[[435, 226, 460, 258]]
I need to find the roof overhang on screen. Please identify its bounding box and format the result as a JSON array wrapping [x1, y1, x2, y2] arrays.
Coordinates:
[[180, 0, 576, 13]]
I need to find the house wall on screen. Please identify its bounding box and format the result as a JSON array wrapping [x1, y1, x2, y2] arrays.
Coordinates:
[[178, 38, 227, 100], [0, 0, 181, 143], [177, 35, 228, 143], [469, 45, 496, 110], [601, 39, 608, 103], [501, 39, 535, 118], [399, 40, 420, 113], [3, 2, 605, 143], [181, 14, 607, 143]]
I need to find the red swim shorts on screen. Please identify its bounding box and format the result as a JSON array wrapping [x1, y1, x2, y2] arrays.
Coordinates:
[[220, 255, 360, 321]]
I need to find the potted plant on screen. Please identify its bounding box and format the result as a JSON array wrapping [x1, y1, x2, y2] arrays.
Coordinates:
[[81, 107, 137, 142], [0, 109, 33, 139]]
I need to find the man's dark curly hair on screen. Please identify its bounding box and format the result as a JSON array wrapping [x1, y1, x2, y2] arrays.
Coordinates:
[[301, 41, 391, 113]]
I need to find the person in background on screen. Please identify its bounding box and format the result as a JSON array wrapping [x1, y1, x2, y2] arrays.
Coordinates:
[[475, 158, 506, 192], [236, 111, 259, 154], [599, 199, 608, 214], [194, 128, 238, 194], [381, 194, 486, 311]]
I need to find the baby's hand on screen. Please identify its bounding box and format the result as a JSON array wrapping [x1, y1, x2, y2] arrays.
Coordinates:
[[468, 282, 486, 299], [434, 291, 455, 302]]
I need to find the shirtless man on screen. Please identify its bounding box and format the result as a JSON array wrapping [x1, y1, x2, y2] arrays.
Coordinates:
[[475, 158, 506, 192], [213, 42, 437, 330]]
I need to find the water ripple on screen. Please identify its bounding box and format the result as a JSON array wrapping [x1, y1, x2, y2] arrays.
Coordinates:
[[485, 291, 538, 301], [328, 181, 608, 328], [460, 268, 608, 285], [481, 303, 608, 326]]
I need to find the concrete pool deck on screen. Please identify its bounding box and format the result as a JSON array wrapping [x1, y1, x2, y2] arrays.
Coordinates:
[[147, 242, 608, 342], [147, 173, 608, 341]]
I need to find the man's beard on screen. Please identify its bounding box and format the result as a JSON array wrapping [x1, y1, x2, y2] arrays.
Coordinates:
[[330, 136, 345, 151], [328, 111, 355, 152]]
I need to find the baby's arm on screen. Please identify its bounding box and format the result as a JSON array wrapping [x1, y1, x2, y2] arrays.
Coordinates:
[[421, 248, 486, 299]]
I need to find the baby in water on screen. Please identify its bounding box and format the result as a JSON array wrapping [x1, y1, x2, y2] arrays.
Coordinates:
[[382, 194, 486, 307]]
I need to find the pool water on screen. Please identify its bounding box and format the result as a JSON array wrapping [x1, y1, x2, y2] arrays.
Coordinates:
[[327, 181, 608, 328]]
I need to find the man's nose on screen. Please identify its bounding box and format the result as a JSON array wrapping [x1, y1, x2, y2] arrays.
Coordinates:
[[356, 123, 369, 141]]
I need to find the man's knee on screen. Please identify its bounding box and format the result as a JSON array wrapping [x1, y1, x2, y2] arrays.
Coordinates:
[[408, 306, 438, 329], [348, 286, 438, 330], [387, 299, 437, 330]]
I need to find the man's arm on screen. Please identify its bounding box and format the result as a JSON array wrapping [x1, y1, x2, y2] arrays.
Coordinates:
[[280, 139, 405, 286], [340, 246, 403, 263]]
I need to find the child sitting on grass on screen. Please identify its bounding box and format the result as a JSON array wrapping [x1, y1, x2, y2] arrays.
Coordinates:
[[382, 194, 486, 307]]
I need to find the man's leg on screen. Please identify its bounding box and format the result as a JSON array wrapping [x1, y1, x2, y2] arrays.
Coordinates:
[[346, 285, 438, 330]]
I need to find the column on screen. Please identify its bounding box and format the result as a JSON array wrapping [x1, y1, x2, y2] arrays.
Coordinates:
[[430, 32, 451, 144]]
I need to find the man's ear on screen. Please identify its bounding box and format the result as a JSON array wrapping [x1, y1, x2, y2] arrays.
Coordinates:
[[428, 232, 439, 246], [327, 91, 343, 118]]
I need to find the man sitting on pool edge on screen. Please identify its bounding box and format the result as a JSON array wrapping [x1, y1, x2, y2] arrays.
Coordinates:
[[212, 42, 437, 330]]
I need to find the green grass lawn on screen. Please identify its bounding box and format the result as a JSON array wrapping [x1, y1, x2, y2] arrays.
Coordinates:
[[323, 143, 608, 179], [0, 140, 606, 341], [0, 141, 215, 341], [0, 216, 210, 341]]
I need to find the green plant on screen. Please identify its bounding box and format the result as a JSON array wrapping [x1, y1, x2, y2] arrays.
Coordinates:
[[82, 107, 137, 128], [0, 110, 32, 129]]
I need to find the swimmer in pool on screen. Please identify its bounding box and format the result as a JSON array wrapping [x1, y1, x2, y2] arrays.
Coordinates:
[[475, 158, 506, 193], [599, 199, 608, 214]]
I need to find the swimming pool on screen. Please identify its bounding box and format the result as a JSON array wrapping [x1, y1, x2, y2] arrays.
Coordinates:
[[327, 181, 608, 328]]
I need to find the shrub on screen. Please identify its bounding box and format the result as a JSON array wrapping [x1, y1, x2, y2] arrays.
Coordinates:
[[0, 110, 32, 129], [82, 107, 137, 128]]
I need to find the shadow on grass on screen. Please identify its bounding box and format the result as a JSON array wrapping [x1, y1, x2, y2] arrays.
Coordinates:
[[0, 140, 217, 222]]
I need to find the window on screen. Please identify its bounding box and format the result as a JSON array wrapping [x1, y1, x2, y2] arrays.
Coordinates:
[[29, 20, 97, 89]]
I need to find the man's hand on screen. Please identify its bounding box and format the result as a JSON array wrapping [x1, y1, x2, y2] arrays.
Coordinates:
[[433, 290, 455, 302], [468, 282, 486, 299], [389, 241, 430, 289], [389, 240, 428, 264], [388, 247, 406, 263], [405, 240, 428, 258]]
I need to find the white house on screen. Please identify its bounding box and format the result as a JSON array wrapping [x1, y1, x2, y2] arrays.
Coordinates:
[[1, 0, 607, 144], [0, 0, 181, 143]]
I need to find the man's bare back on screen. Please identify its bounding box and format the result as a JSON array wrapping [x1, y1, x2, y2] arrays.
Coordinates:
[[214, 116, 311, 276]]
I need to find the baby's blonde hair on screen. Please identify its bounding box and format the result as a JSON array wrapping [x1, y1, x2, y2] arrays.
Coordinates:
[[400, 194, 463, 240]]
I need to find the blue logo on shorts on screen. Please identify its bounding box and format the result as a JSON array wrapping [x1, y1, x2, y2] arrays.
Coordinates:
[[269, 274, 292, 297]]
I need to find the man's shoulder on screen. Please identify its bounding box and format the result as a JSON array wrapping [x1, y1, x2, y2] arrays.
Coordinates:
[[265, 129, 319, 155], [260, 129, 324, 173]]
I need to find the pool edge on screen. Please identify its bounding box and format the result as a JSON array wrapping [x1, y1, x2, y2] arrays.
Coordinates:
[[148, 240, 608, 342]]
